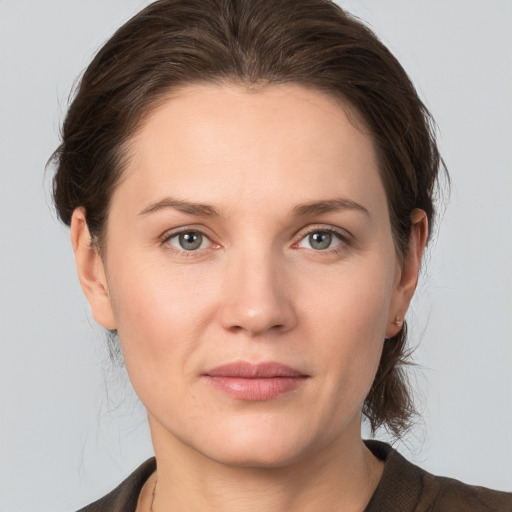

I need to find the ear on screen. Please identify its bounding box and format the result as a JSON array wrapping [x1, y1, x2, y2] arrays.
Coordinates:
[[70, 208, 117, 330], [386, 208, 429, 339]]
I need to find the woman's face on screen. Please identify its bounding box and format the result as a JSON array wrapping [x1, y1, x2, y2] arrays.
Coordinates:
[[73, 83, 422, 467]]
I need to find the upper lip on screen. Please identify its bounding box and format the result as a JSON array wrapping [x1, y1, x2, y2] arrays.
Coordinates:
[[204, 361, 307, 378]]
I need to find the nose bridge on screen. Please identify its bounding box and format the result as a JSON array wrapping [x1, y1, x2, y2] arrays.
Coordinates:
[[219, 241, 296, 335]]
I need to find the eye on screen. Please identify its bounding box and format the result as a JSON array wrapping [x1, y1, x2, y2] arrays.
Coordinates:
[[166, 230, 210, 251], [297, 229, 345, 251]]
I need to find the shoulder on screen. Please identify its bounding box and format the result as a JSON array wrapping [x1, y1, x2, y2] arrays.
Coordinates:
[[75, 458, 156, 512], [419, 471, 512, 511], [365, 440, 512, 512]]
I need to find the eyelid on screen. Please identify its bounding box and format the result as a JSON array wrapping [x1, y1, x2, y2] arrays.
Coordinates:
[[294, 224, 351, 242], [292, 224, 352, 251], [160, 225, 220, 253], [158, 223, 352, 255]]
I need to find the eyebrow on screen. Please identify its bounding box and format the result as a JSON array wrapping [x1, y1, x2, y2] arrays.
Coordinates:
[[292, 198, 370, 217], [138, 197, 220, 217], [138, 196, 369, 219]]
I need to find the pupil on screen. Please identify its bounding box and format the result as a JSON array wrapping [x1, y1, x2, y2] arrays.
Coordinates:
[[310, 232, 331, 250], [179, 232, 202, 250]]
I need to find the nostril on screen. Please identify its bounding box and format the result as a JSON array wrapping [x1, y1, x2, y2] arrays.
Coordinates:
[[218, 267, 298, 335]]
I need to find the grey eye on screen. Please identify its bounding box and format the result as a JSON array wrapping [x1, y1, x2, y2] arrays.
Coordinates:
[[168, 231, 206, 251], [179, 231, 203, 250], [308, 231, 332, 250], [297, 229, 345, 251]]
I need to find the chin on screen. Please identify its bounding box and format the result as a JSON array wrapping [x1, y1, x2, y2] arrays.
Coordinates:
[[206, 441, 308, 469], [193, 416, 318, 469]]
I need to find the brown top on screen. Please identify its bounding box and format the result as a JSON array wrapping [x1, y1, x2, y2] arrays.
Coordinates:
[[76, 440, 512, 511]]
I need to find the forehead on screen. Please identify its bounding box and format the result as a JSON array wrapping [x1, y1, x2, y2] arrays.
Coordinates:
[[116, 82, 386, 217]]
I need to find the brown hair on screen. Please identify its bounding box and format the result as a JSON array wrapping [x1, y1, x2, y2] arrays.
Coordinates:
[[51, 0, 446, 437]]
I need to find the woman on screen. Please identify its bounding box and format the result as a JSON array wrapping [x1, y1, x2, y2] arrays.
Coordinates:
[[48, 0, 511, 510]]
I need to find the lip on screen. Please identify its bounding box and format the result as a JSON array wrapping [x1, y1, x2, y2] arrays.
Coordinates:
[[203, 361, 309, 401]]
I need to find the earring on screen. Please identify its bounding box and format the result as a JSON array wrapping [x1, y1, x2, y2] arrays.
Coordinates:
[[394, 316, 403, 328]]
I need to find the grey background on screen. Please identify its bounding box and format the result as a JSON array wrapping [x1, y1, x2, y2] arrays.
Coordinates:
[[1, 1, 511, 510]]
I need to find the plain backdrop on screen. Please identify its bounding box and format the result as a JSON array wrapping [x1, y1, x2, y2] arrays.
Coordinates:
[[1, 1, 511, 510]]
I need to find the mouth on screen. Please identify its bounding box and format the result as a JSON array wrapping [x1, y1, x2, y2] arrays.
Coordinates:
[[202, 361, 309, 401]]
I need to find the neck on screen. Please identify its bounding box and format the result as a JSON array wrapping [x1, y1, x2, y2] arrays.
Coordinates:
[[144, 419, 383, 512]]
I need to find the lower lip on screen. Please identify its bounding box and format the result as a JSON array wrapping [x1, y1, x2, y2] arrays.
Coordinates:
[[204, 376, 308, 401]]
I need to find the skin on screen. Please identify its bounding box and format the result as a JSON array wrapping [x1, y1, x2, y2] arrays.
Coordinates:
[[71, 83, 427, 512]]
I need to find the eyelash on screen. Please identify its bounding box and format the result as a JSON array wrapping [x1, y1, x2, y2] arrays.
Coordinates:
[[160, 225, 351, 257], [160, 227, 218, 258], [293, 226, 350, 255]]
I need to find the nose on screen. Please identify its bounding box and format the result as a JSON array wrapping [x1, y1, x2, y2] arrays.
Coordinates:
[[218, 249, 298, 336]]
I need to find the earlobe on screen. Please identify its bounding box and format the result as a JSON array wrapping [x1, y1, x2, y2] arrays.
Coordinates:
[[70, 208, 117, 330], [386, 209, 428, 338]]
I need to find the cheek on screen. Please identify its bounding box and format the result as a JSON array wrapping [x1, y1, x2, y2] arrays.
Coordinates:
[[110, 248, 214, 325], [301, 252, 397, 339], [105, 255, 219, 388], [299, 255, 397, 390]]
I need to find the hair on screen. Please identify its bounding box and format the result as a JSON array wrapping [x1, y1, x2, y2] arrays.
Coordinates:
[[51, 0, 446, 437]]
